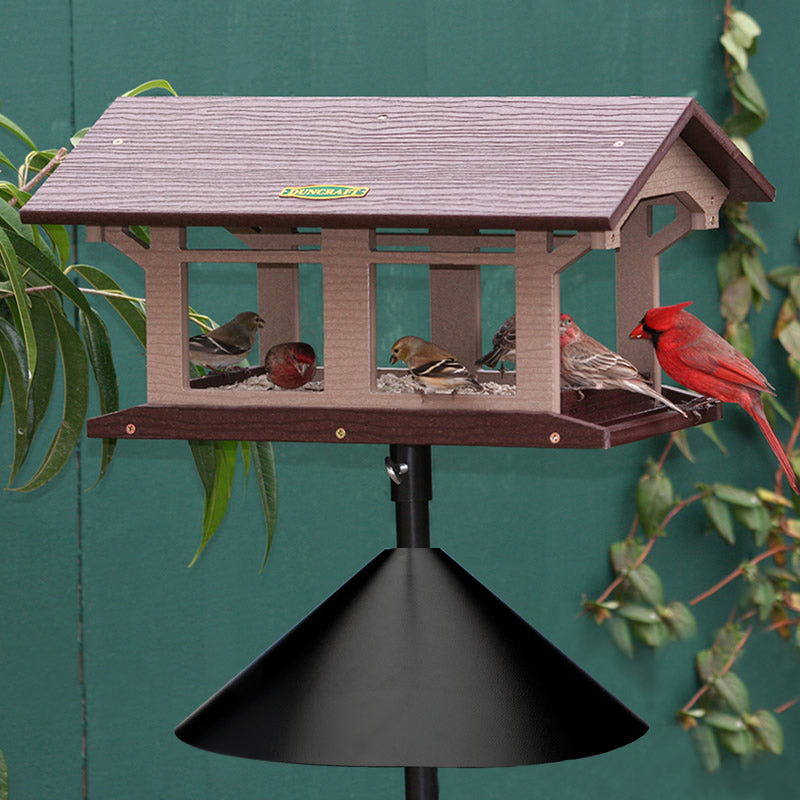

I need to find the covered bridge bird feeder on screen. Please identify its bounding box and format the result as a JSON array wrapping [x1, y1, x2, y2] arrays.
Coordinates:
[[21, 96, 774, 448], [21, 97, 774, 800]]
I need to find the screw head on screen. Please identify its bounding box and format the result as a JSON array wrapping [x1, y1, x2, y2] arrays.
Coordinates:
[[549, 431, 561, 444], [335, 427, 346, 440], [125, 423, 136, 435]]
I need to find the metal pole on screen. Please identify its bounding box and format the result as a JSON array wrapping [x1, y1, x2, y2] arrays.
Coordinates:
[[386, 444, 439, 800]]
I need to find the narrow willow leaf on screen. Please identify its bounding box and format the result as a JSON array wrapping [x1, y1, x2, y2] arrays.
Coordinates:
[[713, 671, 750, 714], [762, 392, 793, 426], [70, 264, 146, 346], [0, 194, 34, 240], [748, 709, 783, 754], [251, 440, 278, 569], [5, 230, 91, 314], [0, 318, 32, 483], [0, 148, 15, 171], [42, 224, 71, 268], [121, 79, 178, 97], [0, 226, 36, 377], [697, 422, 727, 453], [11, 305, 89, 492], [188, 440, 238, 567], [188, 439, 216, 495], [628, 563, 664, 606], [0, 111, 37, 149], [240, 440, 251, 479], [671, 429, 695, 462], [693, 723, 721, 772], [703, 494, 735, 544], [607, 615, 634, 658], [79, 308, 119, 483], [28, 295, 58, 438]]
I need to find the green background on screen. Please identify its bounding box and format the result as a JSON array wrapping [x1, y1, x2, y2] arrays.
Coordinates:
[[2, 1, 799, 797]]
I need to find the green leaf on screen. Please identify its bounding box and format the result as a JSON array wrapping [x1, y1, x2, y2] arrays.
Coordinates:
[[251, 440, 278, 569], [662, 601, 697, 640], [70, 127, 89, 147], [609, 539, 642, 574], [628, 563, 664, 606], [730, 9, 761, 48], [734, 503, 770, 547], [0, 317, 33, 482], [188, 440, 238, 567], [712, 483, 760, 507], [767, 264, 800, 289], [717, 727, 755, 758], [692, 723, 721, 772], [671, 428, 695, 462], [79, 308, 119, 483], [716, 249, 742, 292], [69, 264, 146, 346], [725, 319, 754, 359], [607, 615, 634, 657], [732, 69, 768, 121], [4, 229, 91, 314], [723, 109, 766, 139], [0, 111, 37, 149], [0, 226, 36, 377], [778, 319, 800, 361], [720, 29, 748, 71], [121, 79, 178, 97], [188, 439, 216, 496], [703, 493, 735, 544], [704, 711, 747, 733], [741, 250, 770, 302], [747, 709, 783, 754], [617, 603, 660, 624], [720, 275, 752, 323], [713, 671, 750, 714], [729, 216, 767, 252], [636, 465, 674, 536], [0, 193, 34, 240], [42, 224, 71, 268], [697, 422, 728, 454], [10, 304, 89, 491], [748, 577, 776, 621], [696, 648, 716, 683], [631, 619, 668, 648]]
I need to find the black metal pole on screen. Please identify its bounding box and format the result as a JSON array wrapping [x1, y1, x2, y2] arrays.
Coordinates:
[[386, 444, 439, 800]]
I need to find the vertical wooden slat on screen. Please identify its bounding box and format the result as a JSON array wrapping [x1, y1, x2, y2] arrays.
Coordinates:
[[257, 264, 300, 360], [143, 227, 188, 402], [515, 232, 593, 412], [321, 229, 375, 400]]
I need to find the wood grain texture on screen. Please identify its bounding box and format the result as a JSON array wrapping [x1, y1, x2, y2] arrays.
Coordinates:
[[86, 388, 721, 448], [20, 96, 773, 230]]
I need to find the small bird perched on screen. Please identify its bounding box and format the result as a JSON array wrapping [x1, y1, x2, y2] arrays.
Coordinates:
[[476, 314, 516, 373], [631, 301, 800, 494], [189, 311, 264, 370], [390, 335, 482, 394], [560, 313, 687, 417], [265, 341, 317, 389]]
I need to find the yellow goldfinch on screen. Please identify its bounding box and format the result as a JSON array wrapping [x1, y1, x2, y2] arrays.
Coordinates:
[[189, 311, 264, 370], [390, 335, 482, 394]]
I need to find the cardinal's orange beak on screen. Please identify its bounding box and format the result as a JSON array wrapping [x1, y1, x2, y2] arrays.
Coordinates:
[[630, 322, 648, 339]]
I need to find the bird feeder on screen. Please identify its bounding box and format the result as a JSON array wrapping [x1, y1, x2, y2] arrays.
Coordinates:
[[20, 97, 774, 799], [21, 96, 774, 448]]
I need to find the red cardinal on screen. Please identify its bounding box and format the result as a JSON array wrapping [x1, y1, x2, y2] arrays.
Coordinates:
[[265, 342, 317, 389], [631, 301, 799, 494]]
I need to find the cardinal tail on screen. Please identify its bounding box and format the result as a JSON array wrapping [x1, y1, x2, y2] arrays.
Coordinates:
[[745, 396, 800, 494]]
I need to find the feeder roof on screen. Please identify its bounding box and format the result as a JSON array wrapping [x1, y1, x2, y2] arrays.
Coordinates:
[[21, 95, 774, 231]]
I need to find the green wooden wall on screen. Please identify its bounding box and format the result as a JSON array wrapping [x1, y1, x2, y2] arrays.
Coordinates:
[[2, 1, 799, 797]]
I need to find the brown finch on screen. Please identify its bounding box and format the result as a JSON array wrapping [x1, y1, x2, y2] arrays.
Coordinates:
[[189, 311, 264, 370], [560, 313, 687, 417], [476, 314, 516, 373], [390, 335, 482, 394], [264, 341, 317, 389]]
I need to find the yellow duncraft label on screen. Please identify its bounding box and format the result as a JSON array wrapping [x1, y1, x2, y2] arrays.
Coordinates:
[[279, 184, 370, 200]]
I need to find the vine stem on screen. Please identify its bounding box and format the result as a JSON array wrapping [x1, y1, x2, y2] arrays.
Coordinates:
[[680, 626, 752, 714], [6, 147, 67, 206], [690, 544, 794, 606]]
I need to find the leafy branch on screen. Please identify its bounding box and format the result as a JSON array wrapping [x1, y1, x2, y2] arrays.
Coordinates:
[[583, 6, 799, 773]]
